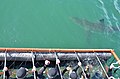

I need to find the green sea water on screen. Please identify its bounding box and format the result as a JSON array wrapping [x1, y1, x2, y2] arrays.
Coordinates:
[[0, 0, 120, 77], [0, 0, 118, 48], [0, 0, 118, 47], [0, 1, 120, 53]]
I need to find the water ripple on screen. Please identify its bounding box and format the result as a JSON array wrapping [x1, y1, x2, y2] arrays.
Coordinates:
[[114, 0, 120, 14]]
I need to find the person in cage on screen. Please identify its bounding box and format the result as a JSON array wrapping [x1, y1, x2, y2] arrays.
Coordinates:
[[80, 65, 91, 79], [2, 66, 11, 79], [2, 66, 36, 79], [16, 67, 33, 79], [62, 61, 82, 79], [105, 64, 115, 79], [47, 58, 62, 79], [62, 66, 72, 79], [37, 60, 50, 79], [92, 71, 103, 79], [16, 60, 51, 79]]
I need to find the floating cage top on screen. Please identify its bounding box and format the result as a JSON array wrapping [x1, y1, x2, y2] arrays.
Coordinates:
[[0, 48, 119, 66]]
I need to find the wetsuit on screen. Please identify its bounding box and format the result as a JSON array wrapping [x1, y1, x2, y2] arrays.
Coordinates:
[[48, 65, 61, 79]]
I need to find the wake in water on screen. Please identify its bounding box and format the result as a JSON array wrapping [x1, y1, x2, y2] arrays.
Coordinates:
[[114, 0, 120, 14], [112, 13, 120, 31], [97, 0, 114, 32], [71, 0, 120, 48], [96, 0, 120, 45]]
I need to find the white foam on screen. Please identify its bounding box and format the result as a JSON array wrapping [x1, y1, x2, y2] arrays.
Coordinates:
[[114, 0, 120, 14], [112, 13, 120, 31], [97, 0, 114, 32]]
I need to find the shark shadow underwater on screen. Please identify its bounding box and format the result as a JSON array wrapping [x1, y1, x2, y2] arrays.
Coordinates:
[[71, 17, 120, 44]]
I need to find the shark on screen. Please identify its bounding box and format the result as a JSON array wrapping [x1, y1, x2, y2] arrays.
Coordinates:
[[71, 17, 120, 34], [71, 17, 120, 43]]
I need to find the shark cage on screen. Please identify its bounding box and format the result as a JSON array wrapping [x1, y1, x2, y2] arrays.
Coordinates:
[[0, 48, 119, 79]]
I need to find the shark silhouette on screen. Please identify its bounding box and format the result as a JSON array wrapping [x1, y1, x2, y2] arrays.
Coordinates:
[[71, 17, 120, 43], [71, 17, 120, 34]]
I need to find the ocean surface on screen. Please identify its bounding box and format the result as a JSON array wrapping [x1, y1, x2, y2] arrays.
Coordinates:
[[0, 0, 119, 48], [0, 0, 120, 77]]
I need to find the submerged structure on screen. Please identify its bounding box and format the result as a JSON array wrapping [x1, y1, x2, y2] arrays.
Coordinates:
[[0, 48, 120, 78], [0, 48, 119, 65]]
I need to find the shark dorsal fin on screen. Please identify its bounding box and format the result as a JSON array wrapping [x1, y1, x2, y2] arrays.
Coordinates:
[[99, 19, 104, 24]]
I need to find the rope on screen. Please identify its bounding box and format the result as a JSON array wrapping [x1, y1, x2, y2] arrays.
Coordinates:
[[24, 57, 30, 66], [111, 61, 120, 69], [0, 62, 3, 67], [9, 57, 17, 68], [3, 51, 7, 79], [55, 52, 63, 79], [41, 49, 51, 60], [75, 52, 87, 79], [108, 76, 115, 79], [8, 57, 16, 76], [31, 51, 36, 79], [17, 53, 32, 68], [18, 61, 24, 68], [94, 52, 109, 78], [41, 52, 45, 60]]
